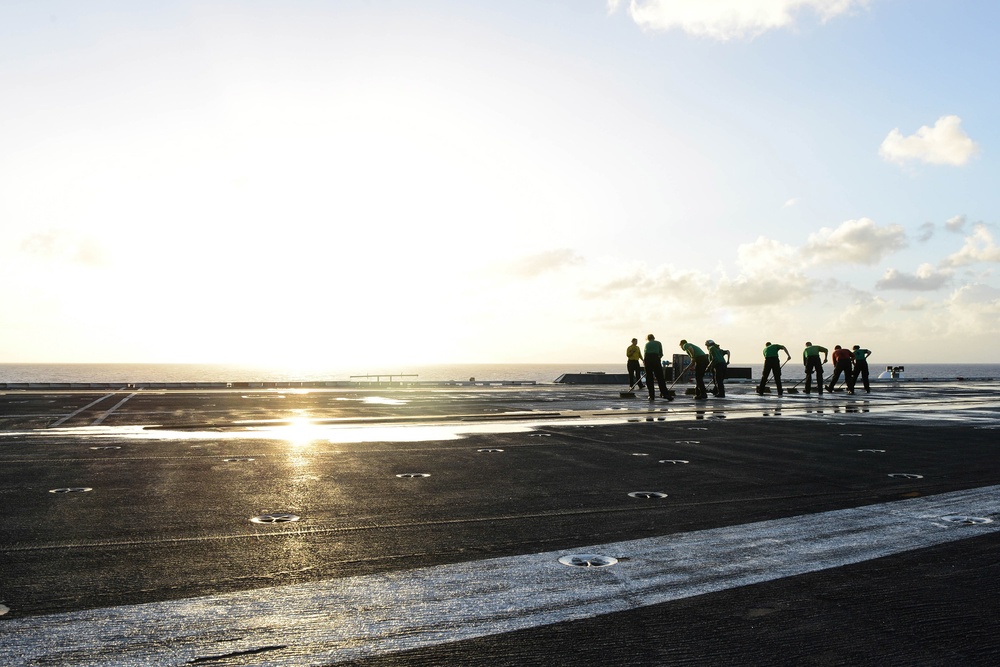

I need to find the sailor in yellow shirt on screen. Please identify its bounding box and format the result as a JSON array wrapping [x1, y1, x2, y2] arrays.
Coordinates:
[[626, 338, 644, 390]]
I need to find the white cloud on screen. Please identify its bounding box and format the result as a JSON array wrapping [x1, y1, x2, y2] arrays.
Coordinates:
[[824, 293, 891, 333], [875, 264, 952, 291], [951, 282, 1000, 306], [720, 238, 818, 307], [879, 115, 979, 167], [735, 236, 801, 273], [613, 0, 870, 40], [19, 229, 109, 267], [801, 218, 906, 266], [783, 198, 798, 208], [943, 224, 1000, 267], [945, 214, 967, 233], [717, 272, 816, 307], [898, 297, 930, 312], [580, 252, 812, 314], [505, 248, 584, 278], [584, 265, 710, 303], [916, 222, 935, 242], [941, 284, 1000, 336]]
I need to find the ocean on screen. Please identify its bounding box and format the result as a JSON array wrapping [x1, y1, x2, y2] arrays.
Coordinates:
[[1, 362, 999, 384]]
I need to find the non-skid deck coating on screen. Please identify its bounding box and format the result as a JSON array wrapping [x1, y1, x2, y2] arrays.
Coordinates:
[[2, 381, 1000, 665]]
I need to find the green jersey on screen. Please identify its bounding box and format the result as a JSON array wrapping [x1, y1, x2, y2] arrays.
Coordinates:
[[682, 343, 707, 359], [763, 344, 785, 358], [803, 345, 828, 360], [708, 344, 728, 365], [644, 340, 664, 356]]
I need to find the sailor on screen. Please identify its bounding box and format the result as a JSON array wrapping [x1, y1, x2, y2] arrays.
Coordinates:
[[643, 334, 671, 401], [851, 345, 873, 393], [757, 342, 791, 396], [626, 338, 644, 390], [705, 340, 730, 397], [802, 342, 829, 395], [827, 345, 857, 394], [679, 339, 710, 400]]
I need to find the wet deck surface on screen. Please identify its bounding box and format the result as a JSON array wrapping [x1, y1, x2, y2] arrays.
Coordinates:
[[2, 381, 1000, 665]]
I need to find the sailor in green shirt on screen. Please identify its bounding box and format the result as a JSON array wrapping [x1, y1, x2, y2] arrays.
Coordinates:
[[802, 342, 829, 395], [643, 334, 671, 400], [679, 339, 710, 400], [756, 342, 791, 396], [852, 345, 873, 393], [705, 340, 730, 397]]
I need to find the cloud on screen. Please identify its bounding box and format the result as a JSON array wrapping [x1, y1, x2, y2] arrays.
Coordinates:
[[611, 0, 870, 40], [19, 229, 109, 267], [898, 297, 930, 312], [914, 215, 965, 245], [716, 272, 816, 307], [824, 293, 891, 333], [951, 282, 1000, 306], [879, 115, 979, 167], [801, 218, 906, 266], [783, 198, 798, 209], [916, 222, 935, 242], [945, 215, 967, 233], [942, 283, 1000, 335], [581, 253, 811, 311], [735, 236, 801, 273], [943, 224, 1000, 267], [505, 248, 584, 278], [584, 265, 710, 303], [875, 264, 952, 291], [715, 238, 819, 306]]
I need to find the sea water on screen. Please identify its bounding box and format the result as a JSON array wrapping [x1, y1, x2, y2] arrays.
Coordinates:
[[1, 362, 999, 384]]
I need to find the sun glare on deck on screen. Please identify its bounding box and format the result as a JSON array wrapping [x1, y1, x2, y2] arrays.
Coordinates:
[[277, 417, 326, 448]]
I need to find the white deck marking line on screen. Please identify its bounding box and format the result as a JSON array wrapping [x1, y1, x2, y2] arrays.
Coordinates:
[[2, 485, 999, 666], [46, 392, 123, 427], [89, 391, 140, 426]]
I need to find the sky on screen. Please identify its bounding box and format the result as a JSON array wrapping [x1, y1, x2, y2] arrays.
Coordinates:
[[2, 0, 999, 367]]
